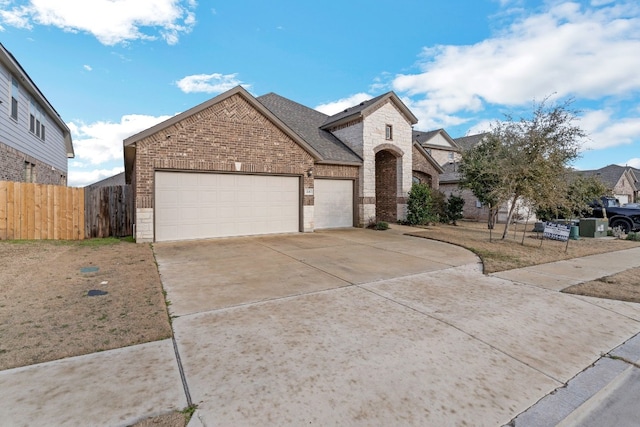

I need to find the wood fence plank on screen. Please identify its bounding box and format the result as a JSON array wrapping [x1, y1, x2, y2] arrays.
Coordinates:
[[0, 181, 7, 240], [26, 183, 35, 239], [6, 182, 15, 240], [40, 185, 48, 239], [34, 184, 42, 239]]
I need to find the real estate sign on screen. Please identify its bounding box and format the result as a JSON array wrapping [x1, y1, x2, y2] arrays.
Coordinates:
[[543, 222, 571, 242]]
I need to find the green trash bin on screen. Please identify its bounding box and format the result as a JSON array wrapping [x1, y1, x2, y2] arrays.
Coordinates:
[[570, 225, 580, 240]]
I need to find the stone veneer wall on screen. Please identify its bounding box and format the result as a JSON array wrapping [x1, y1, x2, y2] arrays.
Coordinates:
[[0, 141, 66, 185], [132, 93, 316, 242]]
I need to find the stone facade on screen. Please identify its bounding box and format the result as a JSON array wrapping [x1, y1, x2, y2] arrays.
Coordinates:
[[0, 141, 66, 185]]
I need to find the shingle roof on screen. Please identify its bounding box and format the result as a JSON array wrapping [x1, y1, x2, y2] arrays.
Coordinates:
[[321, 92, 418, 129], [577, 164, 629, 189], [454, 133, 488, 151], [257, 93, 362, 164], [412, 129, 441, 145]]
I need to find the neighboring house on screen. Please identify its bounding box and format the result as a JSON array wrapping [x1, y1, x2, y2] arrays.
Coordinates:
[[578, 165, 639, 205], [0, 43, 74, 185], [124, 86, 442, 242], [84, 172, 126, 190]]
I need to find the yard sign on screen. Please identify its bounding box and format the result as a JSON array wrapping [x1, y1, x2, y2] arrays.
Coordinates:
[[543, 222, 571, 242]]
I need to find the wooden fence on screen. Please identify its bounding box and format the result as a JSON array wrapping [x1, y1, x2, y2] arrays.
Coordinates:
[[84, 185, 133, 238], [0, 181, 85, 240]]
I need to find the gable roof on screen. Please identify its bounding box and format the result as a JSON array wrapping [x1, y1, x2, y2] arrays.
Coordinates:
[[123, 86, 325, 181], [257, 93, 362, 165], [454, 133, 488, 152], [413, 128, 460, 151], [577, 164, 635, 189], [413, 142, 444, 174], [321, 92, 418, 129], [0, 42, 74, 158]]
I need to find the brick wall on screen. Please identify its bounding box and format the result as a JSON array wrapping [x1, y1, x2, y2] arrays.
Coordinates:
[[412, 145, 439, 189], [0, 141, 66, 185], [375, 150, 397, 222], [440, 183, 490, 221], [132, 93, 316, 241]]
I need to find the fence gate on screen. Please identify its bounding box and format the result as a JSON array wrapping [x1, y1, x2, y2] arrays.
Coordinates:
[[84, 185, 133, 238]]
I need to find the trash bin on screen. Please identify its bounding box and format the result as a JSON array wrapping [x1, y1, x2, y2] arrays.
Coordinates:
[[570, 225, 580, 240]]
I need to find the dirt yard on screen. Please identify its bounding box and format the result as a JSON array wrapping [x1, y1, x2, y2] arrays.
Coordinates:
[[563, 267, 640, 303], [408, 220, 640, 273], [0, 238, 172, 371]]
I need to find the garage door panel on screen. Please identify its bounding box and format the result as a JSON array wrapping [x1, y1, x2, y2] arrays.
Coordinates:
[[155, 172, 299, 241], [315, 179, 353, 229]]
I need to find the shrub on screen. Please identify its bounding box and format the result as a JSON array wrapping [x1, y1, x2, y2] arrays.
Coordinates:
[[429, 190, 447, 223], [406, 183, 433, 225], [374, 221, 389, 230], [445, 194, 465, 225], [626, 232, 640, 242]]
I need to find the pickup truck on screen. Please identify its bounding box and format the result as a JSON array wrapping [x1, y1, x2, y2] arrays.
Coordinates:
[[589, 197, 640, 233]]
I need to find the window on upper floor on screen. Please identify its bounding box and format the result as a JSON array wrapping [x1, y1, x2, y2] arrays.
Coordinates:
[[385, 124, 393, 140], [29, 99, 45, 141], [10, 77, 19, 120], [448, 151, 455, 161]]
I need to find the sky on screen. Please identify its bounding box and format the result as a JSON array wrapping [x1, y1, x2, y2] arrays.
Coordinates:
[[1, 0, 639, 187]]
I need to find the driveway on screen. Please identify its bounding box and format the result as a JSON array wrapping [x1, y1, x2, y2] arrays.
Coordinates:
[[153, 227, 640, 426]]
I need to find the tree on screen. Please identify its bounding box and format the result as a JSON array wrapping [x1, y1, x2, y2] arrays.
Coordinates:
[[459, 98, 585, 240], [445, 194, 465, 225], [536, 174, 609, 221]]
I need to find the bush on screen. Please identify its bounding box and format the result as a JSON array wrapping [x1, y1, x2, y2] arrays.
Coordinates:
[[374, 221, 389, 230], [429, 190, 447, 223], [626, 232, 640, 242], [406, 183, 433, 225], [445, 194, 465, 225]]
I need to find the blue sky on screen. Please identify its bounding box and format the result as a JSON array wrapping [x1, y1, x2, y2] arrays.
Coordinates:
[[1, 0, 639, 186]]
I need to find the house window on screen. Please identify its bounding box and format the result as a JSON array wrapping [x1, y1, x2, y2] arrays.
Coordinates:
[[412, 176, 421, 184], [448, 152, 455, 161], [385, 124, 393, 140], [24, 161, 36, 183], [29, 99, 45, 141], [10, 77, 19, 120]]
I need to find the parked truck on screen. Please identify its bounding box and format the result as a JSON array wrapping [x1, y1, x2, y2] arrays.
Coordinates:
[[589, 196, 640, 233]]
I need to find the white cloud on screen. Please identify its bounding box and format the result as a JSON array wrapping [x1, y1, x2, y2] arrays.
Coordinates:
[[314, 93, 372, 115], [83, 64, 92, 71], [0, 0, 197, 45], [392, 1, 640, 126], [175, 73, 246, 94], [579, 109, 640, 150], [69, 166, 124, 188], [622, 158, 640, 168], [69, 114, 172, 165]]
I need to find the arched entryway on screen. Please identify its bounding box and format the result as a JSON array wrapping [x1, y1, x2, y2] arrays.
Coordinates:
[[375, 150, 399, 222]]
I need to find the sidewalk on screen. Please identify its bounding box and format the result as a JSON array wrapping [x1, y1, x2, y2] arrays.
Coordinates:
[[494, 246, 640, 426]]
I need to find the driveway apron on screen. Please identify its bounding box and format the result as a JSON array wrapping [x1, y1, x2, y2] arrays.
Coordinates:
[[152, 229, 640, 426]]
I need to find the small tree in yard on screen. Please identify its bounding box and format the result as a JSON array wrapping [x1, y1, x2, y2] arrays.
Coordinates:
[[459, 97, 585, 240], [406, 183, 433, 225], [445, 194, 465, 225]]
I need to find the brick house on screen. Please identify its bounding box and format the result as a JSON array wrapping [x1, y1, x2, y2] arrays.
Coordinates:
[[124, 86, 442, 242], [578, 165, 639, 205], [0, 43, 74, 185]]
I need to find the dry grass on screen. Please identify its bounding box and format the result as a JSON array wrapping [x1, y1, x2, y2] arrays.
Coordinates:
[[407, 220, 640, 274], [563, 267, 640, 303], [0, 238, 172, 371]]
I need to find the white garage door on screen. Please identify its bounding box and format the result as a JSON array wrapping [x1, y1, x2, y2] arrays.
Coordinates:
[[314, 179, 353, 229], [155, 172, 299, 241]]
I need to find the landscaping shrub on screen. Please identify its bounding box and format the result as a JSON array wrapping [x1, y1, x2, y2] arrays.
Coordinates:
[[626, 232, 640, 242], [406, 183, 433, 225], [445, 194, 465, 225]]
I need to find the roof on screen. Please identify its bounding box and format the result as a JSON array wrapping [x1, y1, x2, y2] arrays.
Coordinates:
[[454, 133, 488, 151], [85, 172, 125, 189], [123, 86, 325, 181], [412, 128, 460, 151], [0, 42, 74, 158], [413, 142, 444, 174], [577, 164, 635, 189], [257, 93, 362, 164], [321, 92, 418, 129]]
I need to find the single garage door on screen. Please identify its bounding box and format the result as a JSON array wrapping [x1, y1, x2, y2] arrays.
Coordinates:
[[314, 179, 353, 229], [155, 172, 299, 241]]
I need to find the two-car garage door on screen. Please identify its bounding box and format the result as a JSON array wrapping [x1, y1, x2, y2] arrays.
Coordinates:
[[154, 172, 354, 241], [155, 172, 299, 242]]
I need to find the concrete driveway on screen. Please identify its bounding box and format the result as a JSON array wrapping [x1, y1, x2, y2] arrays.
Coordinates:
[[153, 227, 640, 426]]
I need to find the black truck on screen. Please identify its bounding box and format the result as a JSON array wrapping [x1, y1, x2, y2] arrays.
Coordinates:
[[589, 197, 640, 233]]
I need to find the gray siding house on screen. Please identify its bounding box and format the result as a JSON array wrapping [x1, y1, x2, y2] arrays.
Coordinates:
[[0, 43, 74, 185]]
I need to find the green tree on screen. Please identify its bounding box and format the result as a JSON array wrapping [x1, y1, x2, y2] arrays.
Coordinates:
[[445, 194, 465, 225], [459, 98, 585, 240]]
